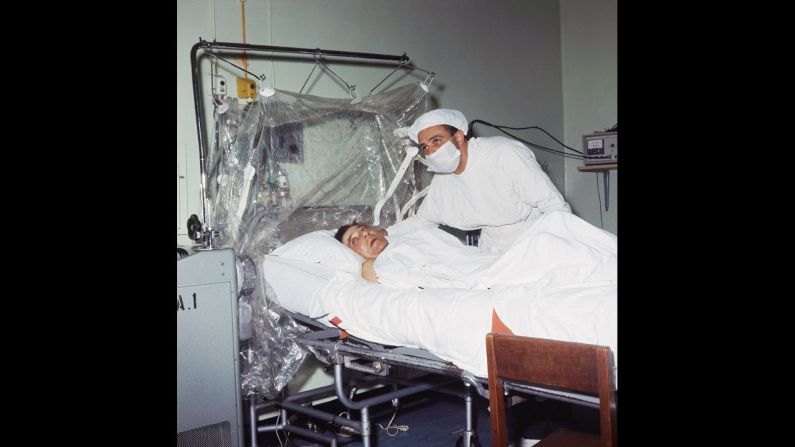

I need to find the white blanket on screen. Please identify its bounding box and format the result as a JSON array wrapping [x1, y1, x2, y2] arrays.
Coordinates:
[[375, 211, 617, 289], [265, 210, 618, 384], [308, 272, 617, 382]]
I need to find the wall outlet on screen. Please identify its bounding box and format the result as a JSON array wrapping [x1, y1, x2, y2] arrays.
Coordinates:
[[212, 75, 227, 96]]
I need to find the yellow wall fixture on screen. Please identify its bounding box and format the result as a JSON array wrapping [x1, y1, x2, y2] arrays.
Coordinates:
[[236, 77, 256, 99]]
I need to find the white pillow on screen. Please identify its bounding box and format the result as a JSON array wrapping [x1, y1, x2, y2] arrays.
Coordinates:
[[270, 230, 363, 274]]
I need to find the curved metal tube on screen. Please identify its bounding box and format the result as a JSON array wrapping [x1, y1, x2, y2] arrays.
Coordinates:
[[190, 41, 211, 227], [333, 364, 441, 410]]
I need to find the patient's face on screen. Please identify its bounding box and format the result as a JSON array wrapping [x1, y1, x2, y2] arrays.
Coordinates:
[[341, 224, 388, 260]]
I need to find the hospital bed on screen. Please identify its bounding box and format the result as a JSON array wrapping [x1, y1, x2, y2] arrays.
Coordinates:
[[206, 144, 617, 446], [220, 125, 617, 446], [242, 203, 617, 447]]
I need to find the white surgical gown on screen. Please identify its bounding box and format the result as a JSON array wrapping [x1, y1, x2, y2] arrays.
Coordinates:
[[387, 136, 571, 252]]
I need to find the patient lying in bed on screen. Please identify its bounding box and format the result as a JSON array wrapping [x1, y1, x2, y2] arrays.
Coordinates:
[[335, 211, 617, 289]]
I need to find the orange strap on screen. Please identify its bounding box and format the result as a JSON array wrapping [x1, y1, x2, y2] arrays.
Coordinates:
[[329, 316, 350, 339], [240, 0, 248, 78]]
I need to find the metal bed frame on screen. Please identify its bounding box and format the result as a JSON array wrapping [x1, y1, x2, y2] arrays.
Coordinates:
[[245, 310, 602, 447], [247, 310, 481, 447]]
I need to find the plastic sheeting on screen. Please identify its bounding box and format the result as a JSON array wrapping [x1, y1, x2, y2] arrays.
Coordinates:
[[207, 83, 431, 398]]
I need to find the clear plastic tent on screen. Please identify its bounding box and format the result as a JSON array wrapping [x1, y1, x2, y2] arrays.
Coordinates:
[[207, 83, 431, 398]]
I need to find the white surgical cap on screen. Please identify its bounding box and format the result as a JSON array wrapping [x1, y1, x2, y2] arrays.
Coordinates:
[[397, 109, 468, 143]]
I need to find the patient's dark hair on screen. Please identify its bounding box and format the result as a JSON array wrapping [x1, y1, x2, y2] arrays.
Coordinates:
[[334, 220, 358, 243]]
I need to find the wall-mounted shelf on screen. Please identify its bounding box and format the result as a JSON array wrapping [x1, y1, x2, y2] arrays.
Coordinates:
[[577, 163, 617, 172], [577, 163, 617, 211]]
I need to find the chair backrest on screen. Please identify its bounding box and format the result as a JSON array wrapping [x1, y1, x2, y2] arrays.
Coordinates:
[[486, 333, 617, 447]]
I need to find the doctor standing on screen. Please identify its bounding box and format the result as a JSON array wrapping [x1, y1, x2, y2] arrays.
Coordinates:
[[386, 109, 571, 253]]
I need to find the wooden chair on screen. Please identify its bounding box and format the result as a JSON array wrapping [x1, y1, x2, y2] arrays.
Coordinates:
[[486, 333, 617, 447]]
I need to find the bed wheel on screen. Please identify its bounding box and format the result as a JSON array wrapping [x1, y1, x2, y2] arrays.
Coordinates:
[[455, 435, 481, 447]]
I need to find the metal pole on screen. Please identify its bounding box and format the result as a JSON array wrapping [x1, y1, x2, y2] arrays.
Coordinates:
[[280, 424, 339, 447], [190, 41, 211, 228], [333, 364, 443, 410], [604, 171, 610, 212], [284, 384, 337, 403], [278, 401, 362, 431], [249, 397, 259, 447], [464, 382, 475, 446], [361, 406, 372, 447], [196, 40, 408, 63]]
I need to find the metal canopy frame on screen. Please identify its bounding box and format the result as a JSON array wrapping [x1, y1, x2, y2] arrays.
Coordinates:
[[188, 39, 411, 241]]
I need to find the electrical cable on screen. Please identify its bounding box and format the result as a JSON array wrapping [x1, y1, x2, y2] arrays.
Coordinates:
[[467, 120, 615, 161], [474, 125, 584, 160], [468, 119, 584, 156], [274, 410, 283, 447], [596, 174, 604, 229], [377, 407, 409, 436]]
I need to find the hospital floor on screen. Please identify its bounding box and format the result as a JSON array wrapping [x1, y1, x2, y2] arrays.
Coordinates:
[[250, 388, 599, 447]]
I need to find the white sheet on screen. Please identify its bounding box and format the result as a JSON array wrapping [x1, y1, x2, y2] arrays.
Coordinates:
[[375, 211, 616, 289], [307, 273, 617, 382], [264, 259, 617, 384], [263, 210, 617, 384]]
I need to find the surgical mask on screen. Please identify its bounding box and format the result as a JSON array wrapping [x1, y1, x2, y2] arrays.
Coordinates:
[[425, 138, 461, 173]]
